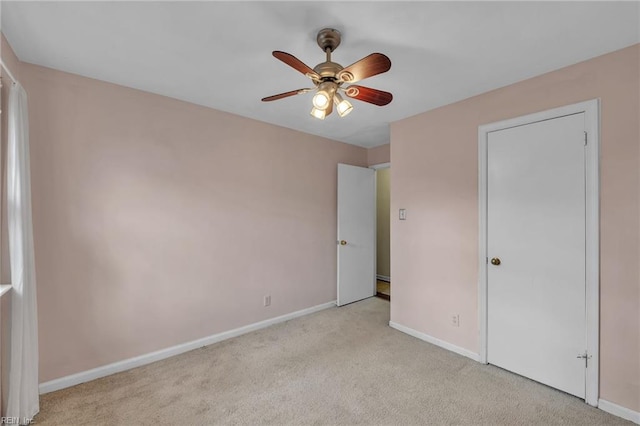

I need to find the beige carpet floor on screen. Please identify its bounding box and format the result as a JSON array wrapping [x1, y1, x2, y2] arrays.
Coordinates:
[[36, 297, 629, 425]]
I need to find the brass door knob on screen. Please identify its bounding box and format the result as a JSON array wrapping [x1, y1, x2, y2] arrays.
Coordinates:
[[490, 257, 501, 266], [340, 240, 347, 246]]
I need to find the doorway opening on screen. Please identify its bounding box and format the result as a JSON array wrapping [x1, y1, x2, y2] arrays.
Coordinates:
[[372, 164, 391, 300]]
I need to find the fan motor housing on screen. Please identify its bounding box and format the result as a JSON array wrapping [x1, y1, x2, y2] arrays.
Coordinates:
[[316, 28, 341, 52], [313, 61, 344, 80]]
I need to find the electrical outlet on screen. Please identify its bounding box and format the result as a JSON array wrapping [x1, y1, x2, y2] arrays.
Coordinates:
[[452, 314, 460, 327], [264, 295, 271, 307]]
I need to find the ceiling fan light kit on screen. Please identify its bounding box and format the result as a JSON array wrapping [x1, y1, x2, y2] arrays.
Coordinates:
[[262, 28, 393, 120]]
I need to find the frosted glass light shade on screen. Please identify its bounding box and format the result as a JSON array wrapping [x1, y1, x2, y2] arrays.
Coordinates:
[[312, 92, 330, 110], [312, 81, 338, 111], [310, 107, 326, 120], [334, 93, 353, 117]]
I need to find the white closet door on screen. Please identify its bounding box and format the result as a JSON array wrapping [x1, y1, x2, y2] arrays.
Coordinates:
[[487, 113, 586, 398]]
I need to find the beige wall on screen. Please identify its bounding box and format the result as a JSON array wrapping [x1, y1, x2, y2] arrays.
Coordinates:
[[376, 168, 390, 278], [367, 144, 390, 166], [19, 62, 367, 383], [391, 44, 640, 411]]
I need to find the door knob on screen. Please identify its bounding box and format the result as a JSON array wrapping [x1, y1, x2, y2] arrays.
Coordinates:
[[490, 257, 501, 266], [339, 240, 347, 246]]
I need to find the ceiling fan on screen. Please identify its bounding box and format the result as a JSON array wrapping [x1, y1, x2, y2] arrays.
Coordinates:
[[262, 28, 392, 120]]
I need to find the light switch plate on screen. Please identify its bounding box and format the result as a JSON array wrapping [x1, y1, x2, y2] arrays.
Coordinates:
[[399, 209, 407, 220]]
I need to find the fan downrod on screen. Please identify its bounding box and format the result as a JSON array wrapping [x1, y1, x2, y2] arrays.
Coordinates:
[[316, 28, 341, 52]]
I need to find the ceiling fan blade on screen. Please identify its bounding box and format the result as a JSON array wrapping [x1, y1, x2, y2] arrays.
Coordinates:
[[273, 51, 320, 80], [337, 53, 391, 83], [261, 89, 310, 102], [344, 85, 393, 106]]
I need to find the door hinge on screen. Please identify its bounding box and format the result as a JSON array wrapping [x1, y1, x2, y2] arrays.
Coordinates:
[[584, 131, 588, 146], [577, 351, 592, 368]]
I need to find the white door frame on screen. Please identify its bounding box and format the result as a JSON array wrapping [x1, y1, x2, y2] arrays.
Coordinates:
[[478, 99, 600, 406]]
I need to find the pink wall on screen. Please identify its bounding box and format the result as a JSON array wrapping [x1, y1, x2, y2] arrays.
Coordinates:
[[367, 144, 390, 166], [19, 62, 367, 383], [390, 44, 640, 411]]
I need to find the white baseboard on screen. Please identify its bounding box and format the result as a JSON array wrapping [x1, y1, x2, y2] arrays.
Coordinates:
[[39, 301, 336, 394], [376, 275, 391, 282], [599, 399, 640, 424], [388, 321, 480, 362]]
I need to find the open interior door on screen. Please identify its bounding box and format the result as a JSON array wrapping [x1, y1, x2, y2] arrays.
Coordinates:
[[337, 163, 375, 306]]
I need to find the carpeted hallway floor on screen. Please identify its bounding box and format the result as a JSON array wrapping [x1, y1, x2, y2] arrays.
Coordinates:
[[36, 297, 629, 425], [376, 280, 390, 299]]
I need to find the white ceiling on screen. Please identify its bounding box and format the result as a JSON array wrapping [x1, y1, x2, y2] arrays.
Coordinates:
[[2, 1, 638, 148]]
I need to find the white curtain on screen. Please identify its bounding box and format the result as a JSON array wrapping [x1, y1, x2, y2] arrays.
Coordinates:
[[6, 82, 39, 423]]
